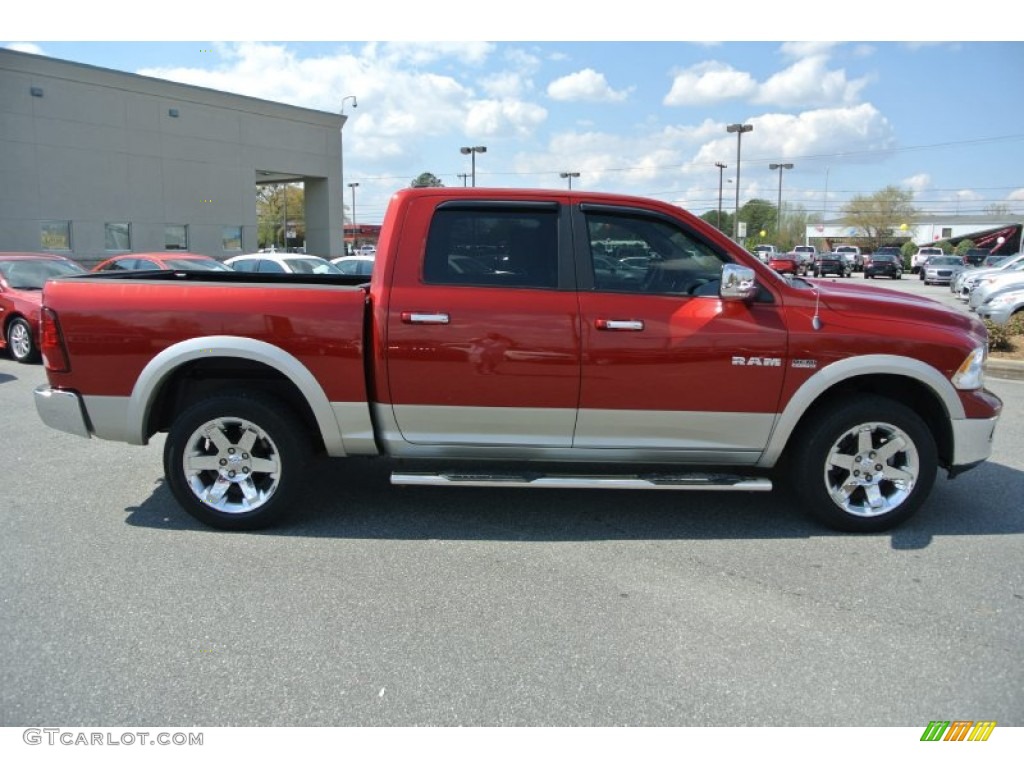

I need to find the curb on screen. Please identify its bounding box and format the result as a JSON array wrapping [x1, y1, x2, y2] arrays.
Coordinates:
[[985, 358, 1024, 382]]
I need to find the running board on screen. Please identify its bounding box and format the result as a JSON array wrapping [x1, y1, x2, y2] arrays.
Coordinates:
[[391, 471, 772, 492]]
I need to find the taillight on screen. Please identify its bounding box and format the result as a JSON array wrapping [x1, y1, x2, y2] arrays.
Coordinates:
[[40, 308, 70, 372]]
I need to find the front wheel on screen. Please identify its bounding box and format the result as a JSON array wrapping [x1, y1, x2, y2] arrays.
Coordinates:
[[164, 392, 313, 530], [789, 397, 937, 532], [6, 317, 38, 363]]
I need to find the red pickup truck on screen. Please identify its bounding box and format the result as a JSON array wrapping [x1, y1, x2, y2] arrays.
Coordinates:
[[34, 187, 1001, 533]]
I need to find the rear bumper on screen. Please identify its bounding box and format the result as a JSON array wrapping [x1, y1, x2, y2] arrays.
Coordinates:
[[34, 385, 92, 439]]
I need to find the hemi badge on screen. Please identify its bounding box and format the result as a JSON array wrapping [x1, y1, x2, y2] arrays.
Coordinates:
[[791, 359, 818, 369]]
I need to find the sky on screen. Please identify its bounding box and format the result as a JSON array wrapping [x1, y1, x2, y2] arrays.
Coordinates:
[[5, 3, 1024, 228]]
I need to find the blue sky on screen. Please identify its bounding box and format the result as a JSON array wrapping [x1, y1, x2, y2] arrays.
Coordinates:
[[5, 4, 1024, 227]]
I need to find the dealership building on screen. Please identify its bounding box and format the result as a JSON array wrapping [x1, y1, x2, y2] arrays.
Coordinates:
[[0, 48, 345, 265]]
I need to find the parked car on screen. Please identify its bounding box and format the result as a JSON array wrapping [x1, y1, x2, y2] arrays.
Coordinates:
[[92, 252, 232, 272], [955, 253, 1024, 300], [866, 246, 902, 271], [356, 245, 377, 257], [0, 252, 86, 363], [920, 255, 966, 286], [753, 244, 777, 263], [962, 248, 991, 267], [812, 251, 851, 278], [976, 285, 1024, 325], [863, 253, 903, 280], [968, 268, 1024, 311], [330, 255, 375, 276], [791, 245, 817, 274], [833, 245, 863, 271], [768, 253, 801, 275], [911, 246, 944, 274], [224, 254, 343, 275]]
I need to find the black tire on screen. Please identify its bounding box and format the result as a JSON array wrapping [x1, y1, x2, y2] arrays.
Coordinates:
[[789, 396, 937, 532], [163, 391, 313, 530], [6, 317, 38, 363]]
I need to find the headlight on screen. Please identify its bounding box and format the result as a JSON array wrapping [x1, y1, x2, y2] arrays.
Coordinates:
[[984, 294, 1014, 307], [952, 346, 986, 390]]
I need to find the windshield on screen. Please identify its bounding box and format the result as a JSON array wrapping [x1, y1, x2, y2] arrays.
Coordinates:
[[163, 258, 232, 271], [929, 256, 962, 266], [285, 258, 343, 275], [0, 259, 86, 289]]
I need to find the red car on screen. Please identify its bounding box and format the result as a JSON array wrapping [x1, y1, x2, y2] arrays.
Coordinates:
[[0, 252, 87, 363], [92, 252, 232, 272], [768, 253, 800, 275]]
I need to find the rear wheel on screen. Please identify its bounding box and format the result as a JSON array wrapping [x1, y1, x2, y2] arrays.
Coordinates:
[[789, 397, 937, 532], [164, 392, 312, 530], [6, 317, 38, 363]]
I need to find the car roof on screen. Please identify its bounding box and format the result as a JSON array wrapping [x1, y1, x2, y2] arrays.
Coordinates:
[[0, 251, 78, 261]]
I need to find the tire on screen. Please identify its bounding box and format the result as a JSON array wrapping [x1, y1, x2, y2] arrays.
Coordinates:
[[163, 391, 313, 530], [6, 317, 38, 363], [789, 397, 937, 532]]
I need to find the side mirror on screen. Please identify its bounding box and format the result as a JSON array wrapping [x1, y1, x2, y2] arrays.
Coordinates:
[[720, 263, 758, 301]]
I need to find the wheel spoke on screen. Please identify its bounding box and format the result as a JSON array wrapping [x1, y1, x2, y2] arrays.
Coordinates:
[[827, 450, 855, 471], [864, 484, 887, 510], [831, 478, 859, 504], [882, 466, 914, 485], [249, 457, 278, 474], [856, 428, 873, 456], [204, 476, 231, 504], [237, 428, 259, 454], [185, 455, 224, 472], [203, 423, 233, 453], [238, 477, 261, 505], [875, 436, 906, 462]]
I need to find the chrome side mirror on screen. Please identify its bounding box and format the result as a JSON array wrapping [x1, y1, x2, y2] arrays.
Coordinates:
[[720, 263, 758, 301]]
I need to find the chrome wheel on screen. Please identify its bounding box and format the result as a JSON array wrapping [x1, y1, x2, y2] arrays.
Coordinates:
[[823, 421, 919, 518], [181, 416, 283, 515], [8, 318, 35, 362]]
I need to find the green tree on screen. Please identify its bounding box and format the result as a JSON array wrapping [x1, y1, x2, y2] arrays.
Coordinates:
[[700, 209, 733, 234], [411, 172, 445, 188], [256, 183, 305, 249], [840, 186, 917, 251], [738, 198, 778, 240], [954, 239, 976, 257]]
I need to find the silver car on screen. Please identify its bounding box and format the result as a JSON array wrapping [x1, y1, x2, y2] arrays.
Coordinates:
[[954, 252, 1024, 299], [976, 285, 1024, 325], [921, 255, 964, 286]]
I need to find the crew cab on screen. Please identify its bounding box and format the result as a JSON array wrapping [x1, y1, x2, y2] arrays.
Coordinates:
[[913, 246, 944, 274], [33, 187, 1001, 534]]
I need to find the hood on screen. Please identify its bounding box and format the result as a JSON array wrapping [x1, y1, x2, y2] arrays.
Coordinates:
[[809, 279, 982, 335]]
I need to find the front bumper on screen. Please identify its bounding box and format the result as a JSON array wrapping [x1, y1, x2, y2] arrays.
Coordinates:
[[950, 416, 999, 473], [34, 385, 92, 439]]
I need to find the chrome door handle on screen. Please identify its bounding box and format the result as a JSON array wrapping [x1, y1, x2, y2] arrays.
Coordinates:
[[401, 312, 450, 324], [595, 319, 644, 331]]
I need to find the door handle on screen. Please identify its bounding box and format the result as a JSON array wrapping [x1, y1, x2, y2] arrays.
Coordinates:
[[401, 312, 450, 325], [595, 319, 644, 331]]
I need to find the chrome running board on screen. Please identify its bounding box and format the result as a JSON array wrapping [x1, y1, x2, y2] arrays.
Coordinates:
[[391, 471, 772, 492]]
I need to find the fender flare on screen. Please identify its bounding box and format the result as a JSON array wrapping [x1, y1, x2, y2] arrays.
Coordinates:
[[126, 336, 346, 455], [757, 354, 963, 468]]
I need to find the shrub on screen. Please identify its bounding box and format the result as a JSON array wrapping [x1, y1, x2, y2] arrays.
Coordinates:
[[985, 318, 1013, 351]]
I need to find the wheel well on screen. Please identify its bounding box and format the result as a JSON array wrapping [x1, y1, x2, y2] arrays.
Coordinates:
[[146, 357, 325, 453], [785, 374, 954, 468]]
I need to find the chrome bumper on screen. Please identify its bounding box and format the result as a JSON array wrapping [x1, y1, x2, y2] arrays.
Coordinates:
[[34, 385, 92, 439]]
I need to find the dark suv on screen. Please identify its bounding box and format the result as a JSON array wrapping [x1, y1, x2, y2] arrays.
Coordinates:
[[963, 248, 991, 267]]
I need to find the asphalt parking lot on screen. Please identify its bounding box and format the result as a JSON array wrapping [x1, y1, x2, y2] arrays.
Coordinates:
[[1, 284, 1022, 727]]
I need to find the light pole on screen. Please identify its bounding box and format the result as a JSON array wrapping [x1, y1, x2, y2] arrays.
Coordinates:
[[560, 171, 580, 190], [726, 123, 753, 241], [769, 162, 794, 238], [457, 173, 469, 187], [460, 146, 487, 187], [348, 182, 359, 250], [715, 162, 727, 231], [339, 95, 357, 253]]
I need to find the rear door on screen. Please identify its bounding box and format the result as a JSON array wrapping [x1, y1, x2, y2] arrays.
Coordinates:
[[384, 199, 581, 447], [572, 203, 787, 460]]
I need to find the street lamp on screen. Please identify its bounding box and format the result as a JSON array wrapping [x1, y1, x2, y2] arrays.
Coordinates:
[[726, 123, 753, 240], [348, 182, 359, 249], [460, 146, 487, 187], [715, 162, 727, 230], [560, 171, 580, 190], [339, 95, 357, 252], [769, 162, 794, 237]]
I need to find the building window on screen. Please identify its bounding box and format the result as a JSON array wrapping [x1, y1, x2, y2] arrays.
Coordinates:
[[222, 226, 242, 251], [941, 227, 953, 239], [40, 220, 72, 251], [165, 224, 188, 250], [105, 222, 131, 250]]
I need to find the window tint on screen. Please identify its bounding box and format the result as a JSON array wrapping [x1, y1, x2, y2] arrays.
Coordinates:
[[424, 208, 558, 288], [229, 259, 257, 273], [585, 212, 729, 295], [256, 259, 286, 274]]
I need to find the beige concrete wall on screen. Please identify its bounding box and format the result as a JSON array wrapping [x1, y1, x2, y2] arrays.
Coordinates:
[[0, 49, 343, 265]]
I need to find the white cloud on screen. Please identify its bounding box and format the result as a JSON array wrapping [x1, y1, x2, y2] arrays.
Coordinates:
[[902, 174, 932, 195], [465, 99, 548, 138], [754, 55, 870, 107], [664, 61, 756, 106], [547, 69, 631, 103], [780, 42, 839, 59], [1008, 188, 1024, 202], [4, 42, 44, 55]]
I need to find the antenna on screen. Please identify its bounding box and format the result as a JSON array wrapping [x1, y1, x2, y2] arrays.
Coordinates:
[[811, 284, 823, 330]]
